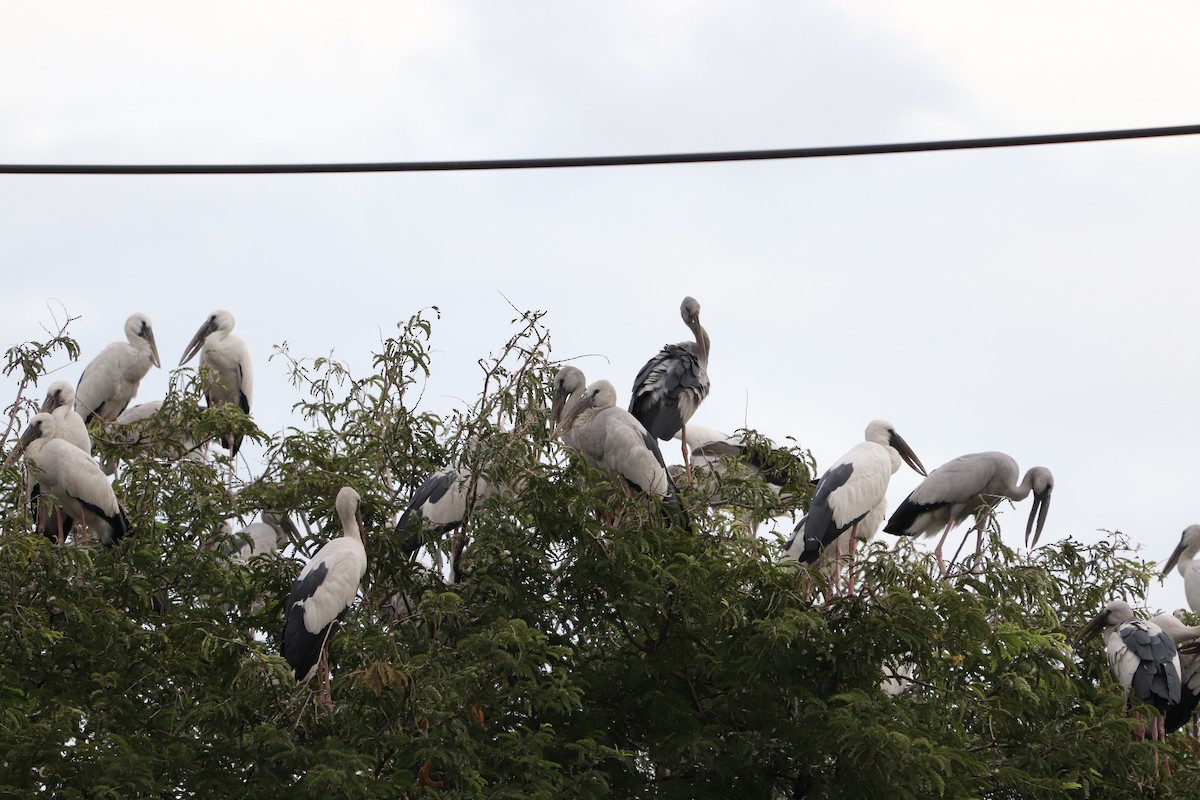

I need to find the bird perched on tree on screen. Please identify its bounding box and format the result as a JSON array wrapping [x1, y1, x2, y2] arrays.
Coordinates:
[[7, 413, 129, 546], [792, 420, 926, 593], [629, 296, 710, 475], [884, 452, 1053, 578], [555, 379, 688, 530], [550, 366, 588, 455], [282, 487, 367, 705], [179, 310, 253, 457], [1078, 600, 1181, 741], [1161, 525, 1200, 614], [74, 313, 160, 424]]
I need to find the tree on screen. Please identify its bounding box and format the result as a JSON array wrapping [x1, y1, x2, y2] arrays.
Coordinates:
[[1, 307, 1198, 798]]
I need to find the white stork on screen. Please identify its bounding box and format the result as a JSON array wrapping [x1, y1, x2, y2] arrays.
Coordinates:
[[179, 310, 253, 457], [550, 366, 587, 454], [282, 486, 367, 704], [1160, 525, 1200, 614], [628, 296, 710, 474], [1078, 600, 1181, 741], [883, 452, 1053, 578], [797, 420, 926, 594], [9, 413, 129, 546], [554, 379, 688, 530], [74, 313, 161, 424]]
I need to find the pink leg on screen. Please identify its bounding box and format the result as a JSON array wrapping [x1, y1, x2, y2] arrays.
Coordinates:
[[933, 521, 955, 579], [681, 426, 693, 483]]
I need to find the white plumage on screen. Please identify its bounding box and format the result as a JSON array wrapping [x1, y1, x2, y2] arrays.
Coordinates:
[[13, 413, 128, 546], [550, 366, 587, 454], [74, 313, 160, 424], [179, 309, 253, 456], [39, 381, 91, 453], [282, 487, 367, 687], [231, 512, 289, 562], [789, 420, 926, 585], [1161, 525, 1200, 614]]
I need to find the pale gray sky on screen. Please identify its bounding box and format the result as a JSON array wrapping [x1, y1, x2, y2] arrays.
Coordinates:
[[4, 2, 1200, 612]]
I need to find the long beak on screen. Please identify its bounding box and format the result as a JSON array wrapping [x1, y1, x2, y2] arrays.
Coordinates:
[[550, 388, 569, 431], [1075, 612, 1106, 649], [146, 329, 162, 369], [1162, 540, 1186, 578], [552, 395, 586, 440], [39, 392, 60, 414], [4, 428, 35, 467], [890, 431, 927, 477], [179, 319, 215, 366], [1025, 490, 1052, 547]]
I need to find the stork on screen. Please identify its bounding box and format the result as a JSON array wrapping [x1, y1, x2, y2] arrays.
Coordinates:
[[1157, 611, 1200, 736], [554, 379, 688, 530], [394, 467, 501, 559], [228, 511, 290, 563], [1160, 525, 1200, 614], [1078, 600, 1181, 741], [8, 413, 129, 546], [883, 452, 1053, 578], [102, 400, 205, 475], [680, 422, 808, 535], [179, 310, 253, 457], [74, 313, 160, 424], [35, 381, 92, 539], [282, 486, 367, 706], [40, 381, 91, 453], [629, 296, 710, 476], [798, 420, 926, 594], [550, 366, 587, 454]]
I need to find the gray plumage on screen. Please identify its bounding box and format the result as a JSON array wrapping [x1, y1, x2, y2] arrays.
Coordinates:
[[1079, 600, 1181, 740], [885, 452, 1053, 546], [554, 379, 688, 528], [629, 296, 710, 442]]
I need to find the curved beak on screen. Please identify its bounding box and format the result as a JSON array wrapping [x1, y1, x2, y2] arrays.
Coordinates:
[[179, 318, 216, 366], [1075, 610, 1107, 650], [889, 431, 927, 477], [550, 386, 570, 432], [1162, 539, 1186, 578], [39, 390, 61, 414], [552, 394, 587, 440], [1025, 488, 1052, 547], [5, 425, 37, 467]]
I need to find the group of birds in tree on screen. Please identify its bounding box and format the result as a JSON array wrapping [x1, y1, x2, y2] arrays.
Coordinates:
[[6, 298, 1200, 730]]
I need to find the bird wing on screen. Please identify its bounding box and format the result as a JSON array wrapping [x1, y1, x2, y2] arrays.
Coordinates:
[[886, 454, 1001, 537], [600, 410, 670, 497], [1115, 621, 1182, 707], [1166, 651, 1200, 733], [628, 342, 710, 440], [74, 344, 126, 422], [289, 539, 367, 635]]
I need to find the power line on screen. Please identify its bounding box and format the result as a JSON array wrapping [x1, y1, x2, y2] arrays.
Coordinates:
[[3, 124, 1198, 175]]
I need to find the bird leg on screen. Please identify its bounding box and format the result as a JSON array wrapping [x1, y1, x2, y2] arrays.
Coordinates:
[[314, 621, 340, 709], [680, 425, 694, 483], [846, 524, 859, 595], [932, 521, 956, 580], [827, 537, 841, 599], [78, 508, 89, 547]]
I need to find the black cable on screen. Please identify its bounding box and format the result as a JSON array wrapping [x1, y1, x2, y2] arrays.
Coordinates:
[[2, 124, 1198, 175]]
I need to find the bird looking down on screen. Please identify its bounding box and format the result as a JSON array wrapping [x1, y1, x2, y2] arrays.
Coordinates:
[[179, 310, 253, 456], [74, 313, 160, 424]]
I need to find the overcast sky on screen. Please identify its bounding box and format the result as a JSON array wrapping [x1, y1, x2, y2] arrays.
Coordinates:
[[4, 2, 1199, 613]]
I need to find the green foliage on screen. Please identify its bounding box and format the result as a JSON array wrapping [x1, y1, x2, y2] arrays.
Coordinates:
[[2, 308, 1199, 798]]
